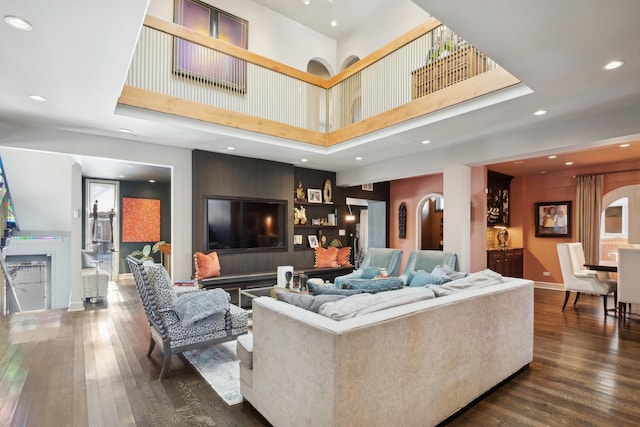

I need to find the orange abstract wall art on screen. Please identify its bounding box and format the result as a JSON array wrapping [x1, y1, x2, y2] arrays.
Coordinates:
[[122, 197, 161, 242]]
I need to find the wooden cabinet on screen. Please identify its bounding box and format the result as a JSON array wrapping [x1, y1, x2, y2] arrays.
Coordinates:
[[411, 47, 487, 99], [487, 248, 523, 278], [487, 170, 513, 227]]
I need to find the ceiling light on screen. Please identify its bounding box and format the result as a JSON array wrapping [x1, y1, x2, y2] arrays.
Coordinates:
[[28, 94, 46, 102], [421, 140, 431, 145], [148, 179, 156, 183], [513, 160, 523, 164], [227, 146, 235, 151], [330, 20, 337, 27], [118, 175, 125, 178], [620, 143, 630, 148], [300, 158, 308, 162], [539, 170, 548, 174], [302, 0, 310, 4], [355, 156, 363, 161], [533, 110, 547, 116], [548, 155, 557, 159], [4, 15, 32, 31], [565, 161, 573, 166], [603, 60, 624, 70], [119, 128, 133, 134]]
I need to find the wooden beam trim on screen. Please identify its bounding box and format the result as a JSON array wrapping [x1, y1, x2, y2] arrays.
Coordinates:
[[118, 85, 328, 147], [143, 15, 328, 88], [327, 18, 442, 87], [326, 68, 521, 146]]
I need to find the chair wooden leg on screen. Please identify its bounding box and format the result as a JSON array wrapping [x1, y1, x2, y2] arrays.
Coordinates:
[[573, 292, 581, 306], [562, 291, 571, 310], [147, 334, 156, 357], [602, 295, 608, 317], [159, 340, 172, 380]]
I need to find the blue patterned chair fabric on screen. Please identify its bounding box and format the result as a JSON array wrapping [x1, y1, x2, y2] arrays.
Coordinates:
[[334, 248, 403, 287], [126, 255, 248, 380]]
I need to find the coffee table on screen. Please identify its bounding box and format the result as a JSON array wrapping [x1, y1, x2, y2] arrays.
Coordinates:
[[239, 285, 306, 325]]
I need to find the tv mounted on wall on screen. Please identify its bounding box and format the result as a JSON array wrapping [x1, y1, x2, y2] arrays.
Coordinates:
[[206, 196, 287, 251]]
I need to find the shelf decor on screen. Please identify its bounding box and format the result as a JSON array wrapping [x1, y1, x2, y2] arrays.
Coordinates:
[[307, 189, 322, 203]]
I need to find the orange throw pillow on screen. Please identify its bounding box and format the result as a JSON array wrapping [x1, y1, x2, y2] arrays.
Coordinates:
[[337, 247, 352, 267], [194, 251, 221, 280], [314, 246, 339, 268]]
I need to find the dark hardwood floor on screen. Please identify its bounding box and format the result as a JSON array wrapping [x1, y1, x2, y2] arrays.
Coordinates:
[[1, 280, 640, 426]]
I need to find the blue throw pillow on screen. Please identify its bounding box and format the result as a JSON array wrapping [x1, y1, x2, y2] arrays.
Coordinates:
[[431, 266, 454, 283], [408, 269, 445, 286], [308, 281, 367, 296], [342, 277, 404, 293], [361, 266, 381, 279]]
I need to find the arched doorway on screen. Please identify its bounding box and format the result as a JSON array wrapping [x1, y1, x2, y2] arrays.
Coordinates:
[[416, 194, 444, 250], [599, 184, 640, 262]]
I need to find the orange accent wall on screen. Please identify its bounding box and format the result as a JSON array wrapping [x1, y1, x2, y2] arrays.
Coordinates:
[[390, 173, 443, 271]]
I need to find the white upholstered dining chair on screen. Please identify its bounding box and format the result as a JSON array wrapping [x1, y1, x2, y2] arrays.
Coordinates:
[[617, 247, 640, 317], [556, 243, 617, 316]]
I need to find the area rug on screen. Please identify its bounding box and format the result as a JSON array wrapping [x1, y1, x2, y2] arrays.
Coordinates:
[[183, 339, 244, 405]]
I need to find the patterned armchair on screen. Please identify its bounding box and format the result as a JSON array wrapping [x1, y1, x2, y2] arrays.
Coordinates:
[[126, 255, 248, 379], [334, 248, 403, 287]]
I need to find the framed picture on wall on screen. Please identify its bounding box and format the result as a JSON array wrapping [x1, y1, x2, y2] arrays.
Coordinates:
[[535, 201, 571, 238], [308, 235, 319, 248]]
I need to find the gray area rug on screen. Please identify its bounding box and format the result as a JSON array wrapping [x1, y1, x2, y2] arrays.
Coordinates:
[[183, 340, 243, 405]]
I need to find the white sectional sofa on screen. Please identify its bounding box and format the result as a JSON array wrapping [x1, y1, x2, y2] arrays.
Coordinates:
[[237, 275, 534, 427]]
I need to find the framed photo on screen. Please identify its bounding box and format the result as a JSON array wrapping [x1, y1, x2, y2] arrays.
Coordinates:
[[535, 201, 571, 238], [174, 0, 248, 92], [308, 235, 319, 248], [307, 189, 322, 203]]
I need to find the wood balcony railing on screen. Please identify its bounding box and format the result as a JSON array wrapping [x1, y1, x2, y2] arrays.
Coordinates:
[[118, 15, 520, 148]]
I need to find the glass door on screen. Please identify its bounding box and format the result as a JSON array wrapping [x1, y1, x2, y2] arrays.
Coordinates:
[[85, 179, 119, 279]]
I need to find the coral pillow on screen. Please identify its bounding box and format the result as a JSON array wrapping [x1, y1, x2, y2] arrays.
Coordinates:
[[337, 246, 352, 267], [194, 251, 221, 280], [314, 246, 339, 268]]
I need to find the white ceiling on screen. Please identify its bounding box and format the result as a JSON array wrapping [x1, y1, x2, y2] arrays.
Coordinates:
[[1, 0, 639, 184]]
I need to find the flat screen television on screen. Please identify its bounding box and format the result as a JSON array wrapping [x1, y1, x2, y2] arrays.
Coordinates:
[[206, 196, 287, 251]]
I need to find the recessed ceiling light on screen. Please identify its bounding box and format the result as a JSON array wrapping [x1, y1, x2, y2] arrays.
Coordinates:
[[548, 155, 557, 159], [355, 156, 363, 161], [539, 170, 548, 174], [118, 175, 125, 178], [620, 143, 630, 148], [302, 0, 310, 4], [421, 140, 431, 145], [330, 20, 337, 27], [127, 165, 134, 168], [513, 160, 524, 164], [603, 60, 624, 70], [565, 161, 573, 166], [227, 146, 235, 151], [119, 128, 133, 134], [4, 15, 32, 31], [300, 158, 308, 162], [28, 94, 46, 102], [533, 110, 547, 116], [148, 179, 156, 183]]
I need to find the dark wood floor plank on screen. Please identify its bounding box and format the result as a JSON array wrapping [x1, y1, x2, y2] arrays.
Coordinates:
[[3, 281, 640, 426]]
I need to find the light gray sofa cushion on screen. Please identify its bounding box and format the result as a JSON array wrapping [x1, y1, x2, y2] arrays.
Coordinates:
[[275, 292, 347, 313], [237, 333, 253, 369]]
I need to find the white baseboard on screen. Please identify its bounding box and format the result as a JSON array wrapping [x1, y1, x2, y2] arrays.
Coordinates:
[[119, 273, 133, 281], [68, 301, 85, 312], [533, 281, 563, 291]]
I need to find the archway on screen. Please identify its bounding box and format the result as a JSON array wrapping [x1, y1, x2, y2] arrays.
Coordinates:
[[599, 184, 640, 261], [415, 193, 444, 250]]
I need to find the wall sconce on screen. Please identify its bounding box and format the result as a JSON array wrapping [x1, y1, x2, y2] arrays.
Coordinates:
[[346, 205, 356, 222]]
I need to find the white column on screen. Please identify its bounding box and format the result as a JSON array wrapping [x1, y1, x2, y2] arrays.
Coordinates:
[[443, 163, 471, 272]]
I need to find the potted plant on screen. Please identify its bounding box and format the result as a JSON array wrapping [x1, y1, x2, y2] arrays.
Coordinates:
[[130, 241, 165, 266]]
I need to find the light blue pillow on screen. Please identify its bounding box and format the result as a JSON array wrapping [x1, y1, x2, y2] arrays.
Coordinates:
[[342, 277, 404, 293], [431, 266, 453, 283], [409, 270, 445, 286], [361, 266, 381, 279], [308, 281, 367, 296]]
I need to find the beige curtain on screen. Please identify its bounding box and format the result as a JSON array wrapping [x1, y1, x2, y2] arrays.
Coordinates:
[[576, 174, 603, 263]]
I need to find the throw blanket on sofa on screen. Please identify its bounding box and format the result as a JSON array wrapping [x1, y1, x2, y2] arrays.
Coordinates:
[[173, 288, 230, 327], [427, 269, 504, 297], [318, 287, 436, 320]]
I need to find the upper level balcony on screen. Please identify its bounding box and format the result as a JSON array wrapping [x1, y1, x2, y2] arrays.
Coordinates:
[[118, 15, 520, 149]]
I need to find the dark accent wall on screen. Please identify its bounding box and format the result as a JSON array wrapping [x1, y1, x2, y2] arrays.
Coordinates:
[[192, 150, 391, 276], [119, 181, 171, 273]]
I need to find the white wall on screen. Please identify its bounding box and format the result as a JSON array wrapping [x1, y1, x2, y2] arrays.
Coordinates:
[[337, 1, 430, 70], [0, 126, 193, 304], [148, 0, 337, 72]]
